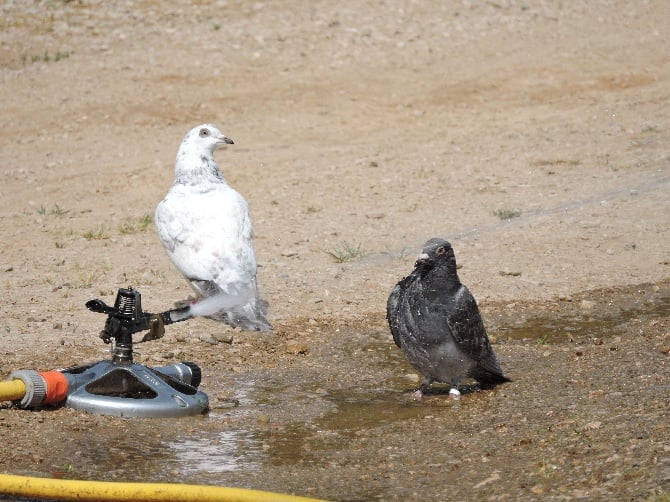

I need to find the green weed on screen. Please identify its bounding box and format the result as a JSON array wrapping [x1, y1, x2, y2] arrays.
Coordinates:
[[326, 242, 363, 263], [494, 208, 521, 220]]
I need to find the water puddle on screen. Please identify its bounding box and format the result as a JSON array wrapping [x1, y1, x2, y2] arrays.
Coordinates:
[[159, 283, 670, 475], [26, 281, 668, 489], [494, 282, 669, 343], [169, 429, 262, 474]]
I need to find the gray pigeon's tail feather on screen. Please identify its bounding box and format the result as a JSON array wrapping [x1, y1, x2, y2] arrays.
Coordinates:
[[468, 365, 511, 387]]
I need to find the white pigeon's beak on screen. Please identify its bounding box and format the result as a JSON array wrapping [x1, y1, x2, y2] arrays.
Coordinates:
[[220, 136, 234, 145]]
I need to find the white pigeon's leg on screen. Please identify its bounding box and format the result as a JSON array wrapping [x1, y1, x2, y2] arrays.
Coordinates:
[[174, 296, 198, 309], [412, 377, 433, 400]]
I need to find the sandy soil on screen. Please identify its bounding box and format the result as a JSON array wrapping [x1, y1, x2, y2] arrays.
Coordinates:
[[0, 1, 669, 500]]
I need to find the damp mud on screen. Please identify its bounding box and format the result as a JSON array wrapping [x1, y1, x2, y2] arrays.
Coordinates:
[[1, 282, 669, 500]]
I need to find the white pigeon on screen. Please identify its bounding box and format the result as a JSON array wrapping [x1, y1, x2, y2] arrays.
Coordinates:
[[155, 124, 272, 331]]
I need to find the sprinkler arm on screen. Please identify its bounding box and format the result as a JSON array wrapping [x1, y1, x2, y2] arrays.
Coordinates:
[[85, 292, 191, 344]]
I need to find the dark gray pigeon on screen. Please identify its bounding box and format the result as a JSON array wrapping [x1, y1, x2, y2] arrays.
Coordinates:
[[387, 238, 510, 398]]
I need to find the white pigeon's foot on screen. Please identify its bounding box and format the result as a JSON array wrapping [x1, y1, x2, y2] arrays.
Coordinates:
[[411, 388, 424, 400], [449, 387, 461, 398], [174, 296, 198, 309]]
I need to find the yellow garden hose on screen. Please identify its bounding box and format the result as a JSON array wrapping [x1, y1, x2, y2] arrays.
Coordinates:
[[0, 473, 327, 502], [0, 378, 26, 402]]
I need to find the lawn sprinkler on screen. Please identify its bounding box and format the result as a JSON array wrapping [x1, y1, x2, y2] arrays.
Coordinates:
[[4, 288, 208, 418]]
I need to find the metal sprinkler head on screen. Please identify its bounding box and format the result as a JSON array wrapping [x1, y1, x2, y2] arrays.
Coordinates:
[[59, 288, 209, 418], [85, 287, 188, 364]]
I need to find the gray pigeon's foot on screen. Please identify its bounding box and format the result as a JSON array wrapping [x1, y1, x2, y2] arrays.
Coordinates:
[[412, 378, 433, 400]]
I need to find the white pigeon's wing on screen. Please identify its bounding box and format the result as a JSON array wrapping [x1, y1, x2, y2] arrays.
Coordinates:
[[155, 184, 257, 293]]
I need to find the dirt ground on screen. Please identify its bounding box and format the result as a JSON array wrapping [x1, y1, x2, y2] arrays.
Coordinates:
[[0, 1, 669, 500]]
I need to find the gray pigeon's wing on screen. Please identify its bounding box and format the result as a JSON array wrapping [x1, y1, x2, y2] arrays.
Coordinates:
[[387, 274, 419, 348], [386, 283, 403, 347], [438, 285, 506, 378], [417, 281, 491, 360], [442, 285, 491, 357]]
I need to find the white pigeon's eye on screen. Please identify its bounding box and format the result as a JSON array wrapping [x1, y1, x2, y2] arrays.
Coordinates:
[[199, 128, 210, 137], [435, 246, 446, 255]]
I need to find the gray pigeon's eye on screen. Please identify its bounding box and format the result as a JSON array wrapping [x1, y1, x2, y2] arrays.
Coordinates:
[[436, 246, 446, 255], [199, 128, 210, 137]]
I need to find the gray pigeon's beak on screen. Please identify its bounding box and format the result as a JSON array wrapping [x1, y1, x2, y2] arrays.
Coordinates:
[[414, 252, 430, 268]]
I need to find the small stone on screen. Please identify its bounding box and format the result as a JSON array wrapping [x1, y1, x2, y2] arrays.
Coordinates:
[[580, 300, 595, 310], [285, 341, 309, 355], [53, 322, 63, 330], [582, 420, 602, 431], [212, 333, 234, 344], [499, 270, 522, 276]]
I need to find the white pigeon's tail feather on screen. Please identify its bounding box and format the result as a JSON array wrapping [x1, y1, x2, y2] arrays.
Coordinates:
[[186, 289, 273, 332], [188, 290, 253, 317]]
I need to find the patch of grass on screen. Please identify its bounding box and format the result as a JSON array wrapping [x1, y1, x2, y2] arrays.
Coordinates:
[[326, 241, 363, 263], [538, 459, 558, 479], [73, 271, 99, 289], [494, 208, 521, 220], [306, 206, 321, 214], [118, 214, 152, 234], [83, 225, 109, 240], [150, 269, 166, 281], [38, 204, 70, 216], [21, 50, 70, 65], [647, 487, 670, 502], [51, 204, 69, 216]]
